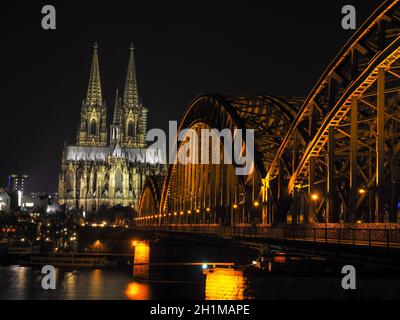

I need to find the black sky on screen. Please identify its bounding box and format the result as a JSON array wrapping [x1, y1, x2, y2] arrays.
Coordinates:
[[0, 1, 383, 193]]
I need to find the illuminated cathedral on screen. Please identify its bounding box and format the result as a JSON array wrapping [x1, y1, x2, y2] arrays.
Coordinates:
[[58, 43, 164, 212]]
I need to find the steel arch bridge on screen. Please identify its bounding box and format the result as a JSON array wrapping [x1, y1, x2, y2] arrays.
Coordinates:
[[137, 0, 400, 233]]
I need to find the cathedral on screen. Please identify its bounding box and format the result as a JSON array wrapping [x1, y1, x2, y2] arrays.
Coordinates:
[[58, 43, 164, 212]]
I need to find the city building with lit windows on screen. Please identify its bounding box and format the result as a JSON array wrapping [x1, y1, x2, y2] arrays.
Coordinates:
[[8, 174, 28, 210], [0, 189, 10, 212]]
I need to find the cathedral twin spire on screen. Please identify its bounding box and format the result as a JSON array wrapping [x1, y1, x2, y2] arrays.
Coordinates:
[[123, 43, 140, 108], [79, 42, 146, 148], [86, 42, 139, 109], [86, 42, 103, 106]]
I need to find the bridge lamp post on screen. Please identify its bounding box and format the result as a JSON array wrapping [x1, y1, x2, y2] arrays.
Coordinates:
[[232, 204, 239, 231], [355, 187, 368, 223], [251, 201, 261, 228], [130, 204, 135, 226], [206, 208, 211, 225], [311, 193, 320, 225]]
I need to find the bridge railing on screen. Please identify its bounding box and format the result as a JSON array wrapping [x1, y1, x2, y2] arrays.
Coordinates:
[[140, 224, 400, 249]]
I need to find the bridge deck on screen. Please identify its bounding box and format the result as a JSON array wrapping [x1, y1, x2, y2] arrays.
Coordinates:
[[136, 225, 400, 250]]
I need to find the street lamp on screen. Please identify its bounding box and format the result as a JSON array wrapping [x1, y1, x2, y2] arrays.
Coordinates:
[[311, 193, 319, 201], [358, 188, 367, 195]]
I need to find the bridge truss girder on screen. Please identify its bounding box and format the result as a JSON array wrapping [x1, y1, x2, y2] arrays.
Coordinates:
[[137, 0, 400, 227], [268, 0, 400, 224]]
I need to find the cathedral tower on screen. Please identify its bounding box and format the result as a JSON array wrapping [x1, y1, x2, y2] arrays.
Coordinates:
[[77, 42, 108, 147], [121, 44, 148, 148]]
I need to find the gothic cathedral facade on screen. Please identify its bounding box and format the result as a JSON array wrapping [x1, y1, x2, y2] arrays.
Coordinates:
[[58, 43, 164, 212]]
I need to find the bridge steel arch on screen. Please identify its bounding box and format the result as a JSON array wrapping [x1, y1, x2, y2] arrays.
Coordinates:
[[137, 94, 301, 226], [267, 0, 400, 225], [138, 176, 163, 219], [137, 0, 400, 229]]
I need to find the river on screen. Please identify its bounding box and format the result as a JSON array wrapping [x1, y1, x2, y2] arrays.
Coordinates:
[[1, 238, 399, 300]]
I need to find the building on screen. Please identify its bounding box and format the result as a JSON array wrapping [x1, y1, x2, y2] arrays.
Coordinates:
[[58, 43, 164, 212], [8, 174, 28, 209], [8, 174, 28, 193], [0, 189, 10, 212], [23, 192, 60, 213]]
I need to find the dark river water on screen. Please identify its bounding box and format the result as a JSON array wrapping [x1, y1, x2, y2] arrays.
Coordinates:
[[1, 238, 399, 300]]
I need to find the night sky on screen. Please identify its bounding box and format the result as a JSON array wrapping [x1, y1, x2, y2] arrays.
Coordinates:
[[0, 1, 383, 193]]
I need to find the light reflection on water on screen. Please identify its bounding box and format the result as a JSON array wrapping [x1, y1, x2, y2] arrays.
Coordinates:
[[0, 265, 203, 300], [0, 266, 156, 300], [125, 282, 151, 300]]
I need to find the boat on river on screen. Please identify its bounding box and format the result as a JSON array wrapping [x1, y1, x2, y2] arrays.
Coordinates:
[[18, 253, 117, 269]]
